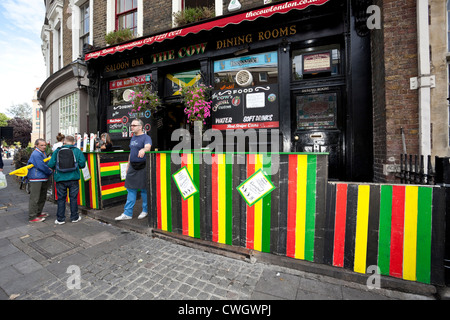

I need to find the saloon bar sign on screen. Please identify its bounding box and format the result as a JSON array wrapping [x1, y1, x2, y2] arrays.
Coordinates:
[[212, 51, 279, 130]]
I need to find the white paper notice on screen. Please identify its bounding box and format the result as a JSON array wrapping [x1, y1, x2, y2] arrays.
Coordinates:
[[120, 162, 128, 181], [246, 92, 265, 108], [237, 169, 275, 206], [173, 167, 198, 200]]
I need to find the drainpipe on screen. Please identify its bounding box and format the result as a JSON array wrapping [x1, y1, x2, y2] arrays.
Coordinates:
[[411, 0, 435, 171]]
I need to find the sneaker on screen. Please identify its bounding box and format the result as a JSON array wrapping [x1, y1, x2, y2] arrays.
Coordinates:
[[29, 217, 45, 223], [71, 216, 82, 223], [138, 211, 148, 219], [54, 219, 65, 225], [115, 213, 132, 221], [38, 213, 49, 218]]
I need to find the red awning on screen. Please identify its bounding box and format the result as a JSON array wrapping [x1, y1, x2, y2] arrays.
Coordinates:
[[85, 0, 330, 61]]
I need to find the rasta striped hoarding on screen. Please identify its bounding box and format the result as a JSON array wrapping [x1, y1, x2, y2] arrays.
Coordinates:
[[98, 153, 129, 208], [149, 152, 327, 256], [324, 183, 445, 284], [147, 151, 445, 285]]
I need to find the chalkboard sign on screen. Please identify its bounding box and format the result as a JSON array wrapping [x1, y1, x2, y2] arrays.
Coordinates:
[[106, 104, 152, 140]]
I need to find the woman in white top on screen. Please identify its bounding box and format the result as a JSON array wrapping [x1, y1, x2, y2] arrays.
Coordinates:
[[52, 133, 65, 152]]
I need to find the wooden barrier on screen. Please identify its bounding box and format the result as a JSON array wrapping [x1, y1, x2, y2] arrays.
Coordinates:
[[56, 152, 130, 210], [147, 151, 446, 285], [325, 183, 445, 285]]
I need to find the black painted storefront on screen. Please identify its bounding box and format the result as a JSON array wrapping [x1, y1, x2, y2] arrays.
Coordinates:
[[86, 0, 373, 182]]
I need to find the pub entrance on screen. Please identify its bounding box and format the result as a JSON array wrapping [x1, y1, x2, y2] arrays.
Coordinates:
[[292, 86, 344, 180], [289, 43, 346, 181]]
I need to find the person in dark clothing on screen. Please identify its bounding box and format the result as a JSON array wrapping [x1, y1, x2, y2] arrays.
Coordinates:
[[0, 146, 3, 172], [115, 119, 151, 221], [96, 133, 113, 152], [48, 135, 86, 225]]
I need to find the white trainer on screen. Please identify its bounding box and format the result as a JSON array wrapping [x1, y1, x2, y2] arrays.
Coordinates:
[[138, 212, 148, 219], [115, 213, 132, 221]]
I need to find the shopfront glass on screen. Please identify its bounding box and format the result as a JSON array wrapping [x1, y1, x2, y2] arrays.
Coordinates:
[[107, 74, 152, 140], [211, 51, 279, 130]]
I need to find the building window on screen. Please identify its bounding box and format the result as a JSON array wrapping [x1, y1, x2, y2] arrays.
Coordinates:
[[55, 25, 62, 71], [80, 1, 90, 50], [46, 108, 52, 144], [184, 0, 214, 9], [448, 0, 450, 51], [292, 44, 341, 80], [116, 0, 137, 35], [59, 93, 79, 136]]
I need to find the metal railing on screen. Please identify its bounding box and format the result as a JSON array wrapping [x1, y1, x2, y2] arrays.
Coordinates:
[[396, 154, 435, 185]]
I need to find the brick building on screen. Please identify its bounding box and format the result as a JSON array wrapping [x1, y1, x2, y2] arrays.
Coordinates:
[[37, 0, 450, 183]]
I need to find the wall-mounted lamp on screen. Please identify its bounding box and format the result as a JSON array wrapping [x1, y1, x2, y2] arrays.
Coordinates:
[[70, 56, 96, 94]]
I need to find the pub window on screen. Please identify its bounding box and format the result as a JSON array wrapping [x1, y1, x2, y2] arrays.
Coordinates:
[[59, 93, 79, 136], [211, 52, 279, 130], [213, 52, 278, 90], [116, 0, 137, 36], [109, 74, 152, 106], [292, 44, 341, 80], [80, 1, 90, 51], [296, 92, 337, 130], [165, 69, 203, 97]]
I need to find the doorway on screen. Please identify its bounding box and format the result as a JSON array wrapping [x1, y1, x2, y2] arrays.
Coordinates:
[[292, 87, 344, 180]]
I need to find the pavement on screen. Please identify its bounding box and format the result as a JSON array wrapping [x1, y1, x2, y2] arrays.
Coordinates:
[[0, 158, 444, 303]]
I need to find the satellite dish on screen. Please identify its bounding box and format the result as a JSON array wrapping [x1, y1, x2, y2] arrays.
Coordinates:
[[123, 89, 134, 102], [235, 70, 253, 87]]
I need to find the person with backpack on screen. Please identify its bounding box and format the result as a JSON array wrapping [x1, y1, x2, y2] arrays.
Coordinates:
[[48, 135, 86, 225], [27, 139, 53, 222]]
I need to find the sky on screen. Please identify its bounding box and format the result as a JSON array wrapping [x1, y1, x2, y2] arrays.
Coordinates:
[[0, 0, 46, 117]]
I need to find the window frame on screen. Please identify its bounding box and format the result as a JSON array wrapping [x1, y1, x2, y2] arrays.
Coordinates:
[[80, 1, 90, 50], [59, 93, 79, 137], [115, 0, 138, 35]]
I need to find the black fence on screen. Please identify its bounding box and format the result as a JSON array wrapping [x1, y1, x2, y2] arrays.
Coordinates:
[[396, 154, 435, 185]]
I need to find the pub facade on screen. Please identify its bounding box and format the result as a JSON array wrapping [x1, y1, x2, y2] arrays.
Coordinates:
[[84, 0, 373, 182]]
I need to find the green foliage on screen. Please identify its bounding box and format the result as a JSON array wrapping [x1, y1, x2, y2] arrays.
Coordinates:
[[0, 112, 10, 127], [173, 6, 215, 27], [105, 28, 135, 45]]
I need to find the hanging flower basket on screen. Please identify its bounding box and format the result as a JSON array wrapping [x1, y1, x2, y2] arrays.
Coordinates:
[[180, 84, 213, 124], [129, 84, 162, 117]]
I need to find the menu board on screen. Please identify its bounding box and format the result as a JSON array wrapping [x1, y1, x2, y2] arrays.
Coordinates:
[[211, 51, 279, 130], [106, 104, 152, 140]]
